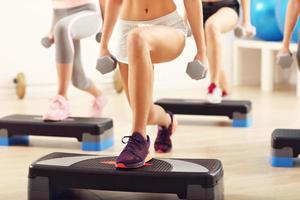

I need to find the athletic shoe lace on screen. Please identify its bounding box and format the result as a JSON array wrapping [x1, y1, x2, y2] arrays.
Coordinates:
[[50, 97, 64, 110], [122, 136, 144, 157]]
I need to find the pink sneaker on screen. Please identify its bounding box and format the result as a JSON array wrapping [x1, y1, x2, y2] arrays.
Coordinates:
[[91, 94, 108, 118], [206, 83, 222, 104], [43, 95, 70, 121]]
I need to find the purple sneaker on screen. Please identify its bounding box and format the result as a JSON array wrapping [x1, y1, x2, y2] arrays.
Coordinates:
[[154, 111, 177, 153], [116, 132, 151, 169]]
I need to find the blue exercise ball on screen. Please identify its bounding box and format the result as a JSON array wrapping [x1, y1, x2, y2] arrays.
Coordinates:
[[251, 0, 283, 41], [276, 0, 300, 43]]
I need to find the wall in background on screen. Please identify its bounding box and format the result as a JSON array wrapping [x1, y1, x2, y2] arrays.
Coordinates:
[[0, 1, 234, 97]]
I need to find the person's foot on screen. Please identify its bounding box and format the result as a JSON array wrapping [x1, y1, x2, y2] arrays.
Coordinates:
[[221, 90, 230, 100], [91, 94, 108, 118], [206, 83, 222, 104], [154, 111, 177, 153], [116, 132, 151, 169], [43, 95, 70, 121]]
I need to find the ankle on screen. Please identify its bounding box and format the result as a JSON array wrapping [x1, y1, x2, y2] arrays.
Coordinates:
[[208, 82, 218, 93], [166, 112, 172, 128], [57, 93, 68, 99], [92, 89, 103, 98], [222, 90, 228, 97], [160, 112, 172, 129], [132, 129, 147, 140]]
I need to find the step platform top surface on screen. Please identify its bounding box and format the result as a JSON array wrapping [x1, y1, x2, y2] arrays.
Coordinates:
[[0, 114, 112, 126], [0, 114, 113, 128], [155, 98, 252, 115], [29, 152, 223, 187], [0, 115, 113, 137], [272, 129, 300, 149], [156, 98, 251, 106]]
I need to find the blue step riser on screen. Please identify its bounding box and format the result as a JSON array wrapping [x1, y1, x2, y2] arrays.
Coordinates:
[[232, 119, 252, 128], [0, 135, 114, 152], [271, 156, 294, 167], [82, 137, 114, 151], [0, 136, 29, 146]]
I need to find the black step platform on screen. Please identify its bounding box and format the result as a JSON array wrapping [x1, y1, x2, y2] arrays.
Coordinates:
[[0, 115, 113, 151], [28, 152, 224, 200], [155, 98, 252, 127], [271, 129, 300, 167]]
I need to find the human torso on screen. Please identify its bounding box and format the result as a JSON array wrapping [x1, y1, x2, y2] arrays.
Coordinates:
[[120, 0, 176, 21]]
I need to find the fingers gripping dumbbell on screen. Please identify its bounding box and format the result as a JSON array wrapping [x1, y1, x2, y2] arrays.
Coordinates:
[[96, 56, 118, 74], [277, 53, 294, 69], [41, 37, 54, 48], [186, 60, 207, 80], [234, 25, 256, 39]]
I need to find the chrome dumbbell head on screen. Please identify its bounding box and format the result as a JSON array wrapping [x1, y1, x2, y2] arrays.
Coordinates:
[[95, 32, 102, 43], [96, 56, 117, 74], [234, 26, 244, 38], [41, 37, 53, 48], [277, 53, 294, 69], [186, 60, 207, 80], [234, 26, 256, 39]]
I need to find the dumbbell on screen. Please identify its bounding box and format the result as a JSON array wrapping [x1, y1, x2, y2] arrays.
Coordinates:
[[234, 25, 256, 39], [95, 32, 102, 43], [96, 55, 117, 74], [277, 53, 294, 69], [186, 60, 207, 80], [41, 37, 54, 48], [186, 26, 192, 38]]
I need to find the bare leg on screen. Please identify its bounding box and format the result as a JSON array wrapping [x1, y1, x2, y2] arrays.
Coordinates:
[[85, 85, 102, 97], [72, 40, 103, 98], [205, 8, 238, 90], [56, 63, 73, 98], [281, 0, 300, 53], [219, 69, 229, 93], [124, 26, 185, 138], [119, 62, 171, 128]]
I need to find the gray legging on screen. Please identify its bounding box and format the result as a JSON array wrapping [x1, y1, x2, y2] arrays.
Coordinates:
[[50, 4, 100, 90]]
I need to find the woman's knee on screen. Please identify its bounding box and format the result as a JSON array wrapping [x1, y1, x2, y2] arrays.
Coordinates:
[[291, 0, 300, 9], [54, 21, 70, 41], [54, 21, 74, 63], [127, 28, 148, 52], [205, 21, 221, 39]]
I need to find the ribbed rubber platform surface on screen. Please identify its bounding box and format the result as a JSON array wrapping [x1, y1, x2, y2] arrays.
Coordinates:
[[72, 157, 173, 172], [34, 152, 84, 163]]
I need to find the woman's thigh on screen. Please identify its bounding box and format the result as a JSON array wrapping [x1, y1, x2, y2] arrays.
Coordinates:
[[205, 7, 238, 34], [127, 26, 186, 64], [55, 11, 101, 40]]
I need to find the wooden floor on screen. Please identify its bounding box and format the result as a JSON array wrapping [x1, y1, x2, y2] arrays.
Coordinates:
[[0, 86, 300, 200]]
